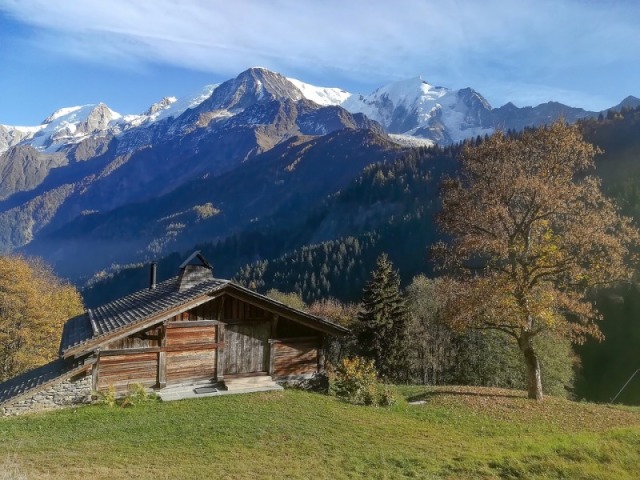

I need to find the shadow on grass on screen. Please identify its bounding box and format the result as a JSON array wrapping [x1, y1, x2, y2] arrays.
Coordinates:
[[406, 388, 523, 403]]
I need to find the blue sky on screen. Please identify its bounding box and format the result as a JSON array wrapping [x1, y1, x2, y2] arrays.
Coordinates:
[[1, 0, 639, 125]]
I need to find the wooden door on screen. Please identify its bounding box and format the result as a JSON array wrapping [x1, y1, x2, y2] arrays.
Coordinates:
[[224, 321, 270, 375]]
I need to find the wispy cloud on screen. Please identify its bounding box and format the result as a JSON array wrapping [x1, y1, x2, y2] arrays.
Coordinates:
[[1, 0, 638, 108]]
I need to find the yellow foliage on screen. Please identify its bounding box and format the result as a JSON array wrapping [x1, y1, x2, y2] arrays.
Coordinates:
[[0, 255, 84, 381]]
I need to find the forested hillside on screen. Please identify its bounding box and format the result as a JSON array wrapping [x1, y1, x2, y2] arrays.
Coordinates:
[[83, 110, 640, 404]]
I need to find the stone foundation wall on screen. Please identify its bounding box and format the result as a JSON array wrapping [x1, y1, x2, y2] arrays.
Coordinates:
[[2, 372, 92, 417]]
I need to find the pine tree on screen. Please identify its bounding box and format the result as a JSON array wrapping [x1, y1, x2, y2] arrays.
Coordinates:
[[357, 253, 409, 382]]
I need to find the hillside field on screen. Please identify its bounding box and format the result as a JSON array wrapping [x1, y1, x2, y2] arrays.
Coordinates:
[[1, 387, 639, 479]]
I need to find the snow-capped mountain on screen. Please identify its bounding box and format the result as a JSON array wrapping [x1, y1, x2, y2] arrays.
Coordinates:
[[341, 77, 491, 144], [0, 84, 217, 155], [0, 67, 383, 270], [4, 67, 631, 156], [338, 77, 590, 145], [0, 66, 637, 280], [287, 77, 351, 107]]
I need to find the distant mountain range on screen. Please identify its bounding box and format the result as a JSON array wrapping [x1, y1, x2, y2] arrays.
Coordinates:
[[0, 67, 637, 279], [3, 67, 638, 155]]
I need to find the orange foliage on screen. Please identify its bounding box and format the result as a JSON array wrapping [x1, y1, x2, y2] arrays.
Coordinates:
[[0, 255, 84, 381], [434, 122, 640, 399]]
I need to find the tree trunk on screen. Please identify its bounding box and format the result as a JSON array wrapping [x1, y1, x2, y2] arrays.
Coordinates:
[[518, 334, 543, 401]]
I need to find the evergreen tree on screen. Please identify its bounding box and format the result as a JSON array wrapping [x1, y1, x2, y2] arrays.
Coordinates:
[[357, 253, 409, 381]]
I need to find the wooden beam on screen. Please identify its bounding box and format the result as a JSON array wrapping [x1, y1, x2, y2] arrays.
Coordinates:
[[91, 357, 99, 392], [166, 320, 220, 328], [100, 342, 222, 356], [318, 334, 326, 372], [268, 315, 279, 376], [158, 352, 166, 388], [158, 323, 167, 388], [269, 336, 320, 344], [216, 297, 226, 382]]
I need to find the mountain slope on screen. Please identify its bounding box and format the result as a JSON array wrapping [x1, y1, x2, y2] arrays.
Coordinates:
[[25, 128, 403, 279], [0, 69, 382, 258]]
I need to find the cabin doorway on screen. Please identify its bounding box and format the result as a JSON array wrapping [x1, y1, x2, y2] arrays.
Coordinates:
[[224, 321, 270, 375]]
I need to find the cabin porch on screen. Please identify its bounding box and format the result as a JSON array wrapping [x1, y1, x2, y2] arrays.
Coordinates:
[[157, 375, 283, 402]]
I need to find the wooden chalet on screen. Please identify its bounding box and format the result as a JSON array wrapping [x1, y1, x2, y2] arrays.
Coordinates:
[[0, 252, 348, 415]]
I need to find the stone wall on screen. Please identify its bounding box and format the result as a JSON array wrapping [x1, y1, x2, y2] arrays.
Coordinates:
[[2, 372, 92, 417]]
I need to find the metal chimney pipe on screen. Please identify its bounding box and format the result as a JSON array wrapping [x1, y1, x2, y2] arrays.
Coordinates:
[[149, 262, 157, 290]]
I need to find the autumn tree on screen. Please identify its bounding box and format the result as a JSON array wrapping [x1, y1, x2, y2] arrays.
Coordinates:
[[434, 122, 640, 400], [265, 289, 307, 310], [357, 254, 409, 381], [308, 298, 359, 366], [0, 255, 84, 381]]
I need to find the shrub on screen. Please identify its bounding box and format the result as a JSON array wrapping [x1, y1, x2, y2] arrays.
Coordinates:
[[94, 383, 158, 408], [94, 385, 117, 408], [330, 357, 396, 407]]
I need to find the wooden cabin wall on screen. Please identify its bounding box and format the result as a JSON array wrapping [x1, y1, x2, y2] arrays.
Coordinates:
[[170, 300, 219, 322], [165, 322, 218, 385], [97, 352, 158, 391], [271, 338, 321, 378], [224, 321, 270, 376], [97, 300, 222, 392], [275, 318, 319, 338], [104, 326, 162, 350], [222, 296, 268, 321]]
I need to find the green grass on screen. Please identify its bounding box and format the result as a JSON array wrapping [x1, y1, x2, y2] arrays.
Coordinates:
[[1, 386, 640, 479]]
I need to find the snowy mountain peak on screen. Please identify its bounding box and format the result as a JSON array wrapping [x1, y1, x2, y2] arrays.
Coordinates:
[[197, 67, 304, 113], [287, 77, 351, 106], [42, 106, 84, 125], [144, 96, 177, 116], [2, 67, 638, 156], [342, 76, 492, 144]]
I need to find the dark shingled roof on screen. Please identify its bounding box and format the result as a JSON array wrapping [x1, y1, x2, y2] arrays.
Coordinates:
[[60, 277, 228, 354], [60, 314, 93, 355], [0, 358, 88, 406]]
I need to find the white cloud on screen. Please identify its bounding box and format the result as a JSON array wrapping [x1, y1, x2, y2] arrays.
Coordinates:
[[0, 0, 639, 108]]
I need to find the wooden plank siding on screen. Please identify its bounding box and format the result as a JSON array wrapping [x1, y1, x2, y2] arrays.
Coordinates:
[[165, 321, 218, 385], [223, 296, 268, 322], [165, 323, 217, 346], [224, 321, 270, 375], [166, 350, 216, 385], [93, 294, 330, 391], [104, 326, 162, 350], [166, 296, 268, 323], [172, 300, 218, 322], [97, 353, 158, 391], [271, 338, 321, 378]]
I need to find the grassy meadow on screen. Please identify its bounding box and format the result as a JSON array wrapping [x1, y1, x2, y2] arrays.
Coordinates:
[[1, 387, 639, 479]]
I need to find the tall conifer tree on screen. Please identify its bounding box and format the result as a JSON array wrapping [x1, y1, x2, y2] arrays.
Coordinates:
[[357, 253, 409, 381]]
